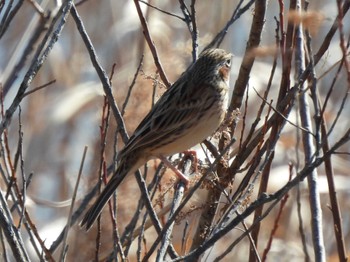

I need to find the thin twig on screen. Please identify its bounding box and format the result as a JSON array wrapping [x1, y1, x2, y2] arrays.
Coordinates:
[[320, 121, 348, 261], [205, 0, 255, 49], [335, 0, 350, 84], [252, 86, 313, 136], [139, 0, 185, 21], [25, 0, 45, 17], [22, 79, 56, 98], [122, 55, 144, 116], [17, 106, 26, 229], [133, 0, 170, 87], [262, 167, 291, 261], [120, 164, 163, 246], [214, 215, 261, 262], [59, 146, 88, 261]]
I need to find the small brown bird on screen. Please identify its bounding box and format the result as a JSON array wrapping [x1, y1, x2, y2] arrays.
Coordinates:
[[81, 48, 232, 230]]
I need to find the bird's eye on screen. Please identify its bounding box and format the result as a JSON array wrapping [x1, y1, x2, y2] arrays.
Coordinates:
[[225, 59, 231, 68]]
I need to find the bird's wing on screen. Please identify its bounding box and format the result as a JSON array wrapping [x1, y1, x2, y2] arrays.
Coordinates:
[[121, 77, 215, 155]]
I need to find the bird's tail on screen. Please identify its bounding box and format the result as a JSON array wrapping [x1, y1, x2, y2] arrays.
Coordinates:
[[81, 156, 137, 231]]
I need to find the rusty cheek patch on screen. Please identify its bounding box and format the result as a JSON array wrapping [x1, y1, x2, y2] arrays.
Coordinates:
[[219, 65, 230, 82]]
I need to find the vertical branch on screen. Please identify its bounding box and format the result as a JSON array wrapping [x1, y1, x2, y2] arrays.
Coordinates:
[[261, 166, 292, 261], [59, 146, 87, 262], [229, 0, 267, 112], [313, 5, 348, 260], [121, 55, 144, 116], [17, 106, 26, 229], [94, 97, 110, 261], [336, 0, 350, 85], [156, 159, 190, 261], [178, 0, 198, 60], [295, 1, 325, 261], [277, 0, 295, 103], [190, 0, 198, 60], [320, 123, 348, 261]]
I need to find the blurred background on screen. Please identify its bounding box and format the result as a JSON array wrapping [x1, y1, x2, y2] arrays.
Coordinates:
[[0, 0, 349, 261]]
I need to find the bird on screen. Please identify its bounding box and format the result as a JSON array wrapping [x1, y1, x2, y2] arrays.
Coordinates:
[[81, 48, 232, 230]]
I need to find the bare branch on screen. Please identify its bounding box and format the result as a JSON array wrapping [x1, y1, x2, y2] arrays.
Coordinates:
[[133, 0, 171, 87], [0, 1, 73, 135], [59, 146, 88, 261], [139, 0, 185, 21]]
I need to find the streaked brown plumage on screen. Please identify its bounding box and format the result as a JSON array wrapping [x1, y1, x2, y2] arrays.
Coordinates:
[[81, 48, 232, 230]]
